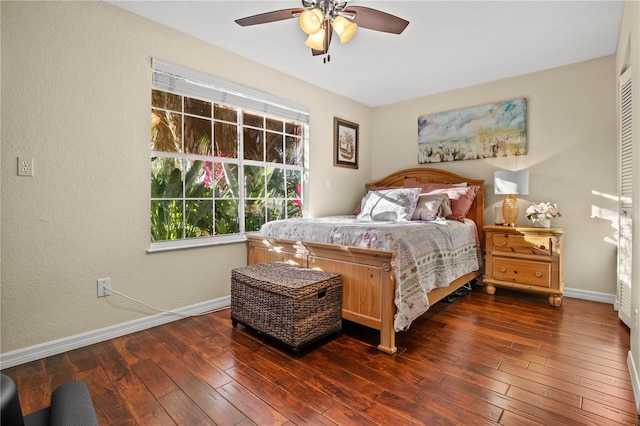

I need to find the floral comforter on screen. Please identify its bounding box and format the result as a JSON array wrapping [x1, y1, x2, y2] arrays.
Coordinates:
[[259, 216, 482, 331]]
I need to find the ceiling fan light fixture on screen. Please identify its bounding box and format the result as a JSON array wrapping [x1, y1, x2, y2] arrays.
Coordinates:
[[299, 8, 324, 35], [332, 15, 357, 43], [304, 28, 325, 50]]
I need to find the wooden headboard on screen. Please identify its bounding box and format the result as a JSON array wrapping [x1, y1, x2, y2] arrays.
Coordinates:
[[367, 167, 485, 247]]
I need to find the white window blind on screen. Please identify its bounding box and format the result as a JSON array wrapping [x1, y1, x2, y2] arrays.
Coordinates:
[[152, 59, 310, 124]]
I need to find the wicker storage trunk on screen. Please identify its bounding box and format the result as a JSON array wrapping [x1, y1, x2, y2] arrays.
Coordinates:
[[231, 262, 342, 357]]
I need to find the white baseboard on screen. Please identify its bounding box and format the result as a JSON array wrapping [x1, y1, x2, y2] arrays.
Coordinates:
[[0, 296, 230, 370], [563, 287, 616, 305], [0, 288, 618, 370], [628, 351, 640, 415]]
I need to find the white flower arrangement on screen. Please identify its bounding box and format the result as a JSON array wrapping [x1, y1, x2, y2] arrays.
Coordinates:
[[526, 202, 561, 221]]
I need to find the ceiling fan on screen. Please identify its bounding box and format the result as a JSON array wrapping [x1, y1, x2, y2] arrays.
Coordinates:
[[235, 1, 409, 60]]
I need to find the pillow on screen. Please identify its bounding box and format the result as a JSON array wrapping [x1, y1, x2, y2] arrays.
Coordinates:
[[411, 193, 452, 221], [404, 179, 480, 221], [356, 188, 421, 221], [353, 185, 397, 215]]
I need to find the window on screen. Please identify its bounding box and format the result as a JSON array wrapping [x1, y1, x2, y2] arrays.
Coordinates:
[[150, 60, 309, 251]]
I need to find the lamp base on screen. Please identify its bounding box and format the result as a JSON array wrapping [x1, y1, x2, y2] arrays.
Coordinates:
[[502, 195, 519, 226]]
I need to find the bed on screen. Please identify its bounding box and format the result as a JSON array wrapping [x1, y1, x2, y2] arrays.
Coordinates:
[[246, 167, 485, 354]]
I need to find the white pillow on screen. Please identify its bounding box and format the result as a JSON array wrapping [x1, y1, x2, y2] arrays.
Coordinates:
[[356, 188, 422, 221]]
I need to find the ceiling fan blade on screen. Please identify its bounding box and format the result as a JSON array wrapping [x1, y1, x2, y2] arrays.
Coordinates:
[[343, 6, 409, 34], [311, 21, 333, 56], [235, 8, 303, 26]]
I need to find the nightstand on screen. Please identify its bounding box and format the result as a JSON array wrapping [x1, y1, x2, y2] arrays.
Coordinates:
[[483, 225, 565, 306]]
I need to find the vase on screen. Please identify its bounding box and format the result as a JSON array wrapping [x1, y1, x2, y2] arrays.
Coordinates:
[[531, 218, 551, 228]]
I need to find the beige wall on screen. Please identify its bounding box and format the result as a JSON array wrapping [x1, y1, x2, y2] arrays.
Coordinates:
[[616, 0, 640, 408], [371, 57, 618, 295], [0, 1, 372, 353]]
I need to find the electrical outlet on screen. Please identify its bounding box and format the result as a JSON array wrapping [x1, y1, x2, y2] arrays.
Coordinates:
[[17, 157, 34, 176], [97, 278, 111, 297]]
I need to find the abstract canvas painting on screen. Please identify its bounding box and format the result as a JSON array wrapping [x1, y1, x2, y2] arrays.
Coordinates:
[[418, 98, 527, 163]]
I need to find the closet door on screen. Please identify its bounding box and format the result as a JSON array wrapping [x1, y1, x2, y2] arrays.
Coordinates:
[[618, 67, 633, 328]]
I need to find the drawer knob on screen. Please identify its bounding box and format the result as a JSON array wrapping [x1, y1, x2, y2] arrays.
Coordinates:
[[500, 267, 506, 273], [535, 244, 546, 250], [535, 272, 542, 277], [499, 240, 507, 246]]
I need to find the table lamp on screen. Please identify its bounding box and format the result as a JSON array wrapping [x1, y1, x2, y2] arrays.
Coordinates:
[[494, 170, 529, 226]]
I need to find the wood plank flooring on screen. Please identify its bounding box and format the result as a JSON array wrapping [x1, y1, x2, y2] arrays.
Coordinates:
[[3, 286, 638, 425]]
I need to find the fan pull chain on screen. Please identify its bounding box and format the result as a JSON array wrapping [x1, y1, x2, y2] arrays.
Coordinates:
[[323, 54, 331, 64]]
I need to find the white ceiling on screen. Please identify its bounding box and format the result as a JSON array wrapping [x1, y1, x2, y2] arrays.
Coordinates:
[[108, 0, 624, 107]]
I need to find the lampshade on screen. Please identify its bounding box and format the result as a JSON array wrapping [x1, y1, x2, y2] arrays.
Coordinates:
[[333, 16, 357, 43], [494, 170, 529, 195], [494, 170, 529, 226], [304, 29, 325, 51], [299, 8, 324, 35]]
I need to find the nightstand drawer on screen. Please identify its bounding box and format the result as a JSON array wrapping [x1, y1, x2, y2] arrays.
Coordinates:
[[492, 234, 551, 256], [493, 258, 551, 288]]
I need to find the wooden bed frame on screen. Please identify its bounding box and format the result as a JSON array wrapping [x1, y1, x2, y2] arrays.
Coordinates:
[[246, 167, 485, 354]]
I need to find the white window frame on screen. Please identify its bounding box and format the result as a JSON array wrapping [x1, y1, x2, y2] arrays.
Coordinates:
[[149, 60, 310, 252]]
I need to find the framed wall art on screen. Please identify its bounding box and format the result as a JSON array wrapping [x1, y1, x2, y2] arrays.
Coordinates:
[[418, 98, 527, 163], [334, 117, 359, 169]]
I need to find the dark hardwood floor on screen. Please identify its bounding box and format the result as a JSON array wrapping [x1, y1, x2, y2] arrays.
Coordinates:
[[3, 285, 638, 425]]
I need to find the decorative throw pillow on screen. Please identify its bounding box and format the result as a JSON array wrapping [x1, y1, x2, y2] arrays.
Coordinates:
[[411, 193, 452, 221], [356, 188, 422, 221], [353, 185, 397, 215], [404, 179, 480, 221]]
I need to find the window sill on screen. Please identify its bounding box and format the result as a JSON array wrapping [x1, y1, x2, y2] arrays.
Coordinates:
[[147, 235, 249, 253]]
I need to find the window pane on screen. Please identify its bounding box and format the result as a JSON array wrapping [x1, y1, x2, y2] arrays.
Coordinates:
[[184, 116, 212, 155], [285, 121, 302, 136], [185, 199, 213, 238], [243, 128, 264, 161], [267, 199, 286, 221], [184, 160, 213, 198], [184, 97, 212, 118], [286, 169, 302, 198], [285, 135, 303, 166], [245, 200, 265, 232], [243, 112, 263, 128], [214, 122, 238, 158], [215, 199, 239, 235], [214, 162, 239, 198], [287, 200, 303, 218], [266, 132, 284, 163], [151, 200, 183, 242], [214, 105, 237, 123], [244, 166, 265, 198], [267, 167, 285, 198], [151, 157, 184, 198], [152, 90, 181, 111], [152, 109, 182, 152], [266, 117, 283, 132]]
